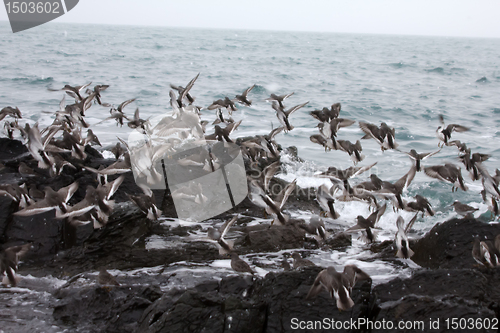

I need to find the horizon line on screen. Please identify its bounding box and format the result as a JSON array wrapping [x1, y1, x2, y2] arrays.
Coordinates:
[[0, 19, 499, 40]]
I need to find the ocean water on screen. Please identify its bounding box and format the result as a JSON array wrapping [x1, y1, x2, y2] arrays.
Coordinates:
[[1, 22, 500, 324]]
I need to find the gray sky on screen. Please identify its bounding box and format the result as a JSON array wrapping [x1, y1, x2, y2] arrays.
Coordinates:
[[2, 0, 500, 38]]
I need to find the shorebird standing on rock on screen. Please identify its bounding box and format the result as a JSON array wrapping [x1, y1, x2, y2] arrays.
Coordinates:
[[98, 268, 120, 286], [230, 253, 255, 275], [451, 201, 478, 218], [291, 252, 316, 269], [305, 265, 370, 311]]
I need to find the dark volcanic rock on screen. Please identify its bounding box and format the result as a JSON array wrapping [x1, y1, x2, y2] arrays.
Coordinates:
[[0, 196, 16, 241], [253, 268, 373, 333], [372, 269, 500, 332], [4, 210, 63, 254], [0, 138, 28, 161], [53, 284, 162, 333], [138, 267, 373, 333], [242, 223, 306, 252], [411, 217, 500, 269], [325, 232, 352, 250], [39, 204, 220, 276]]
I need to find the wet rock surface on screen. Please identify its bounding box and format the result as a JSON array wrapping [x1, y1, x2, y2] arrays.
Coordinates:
[[1, 137, 500, 332], [411, 217, 500, 269]]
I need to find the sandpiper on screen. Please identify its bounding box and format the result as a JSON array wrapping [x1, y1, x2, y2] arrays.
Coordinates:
[[171, 73, 200, 107], [405, 195, 435, 217], [399, 148, 441, 186], [342, 265, 371, 293], [424, 163, 468, 192], [230, 252, 255, 275], [272, 100, 309, 132], [359, 121, 398, 151], [265, 92, 294, 108], [436, 114, 469, 147], [0, 106, 22, 120], [98, 268, 120, 286], [395, 213, 418, 259], [248, 178, 296, 225], [316, 162, 378, 196], [373, 173, 408, 210], [14, 182, 79, 218], [291, 252, 315, 269], [345, 203, 387, 243], [336, 139, 364, 164], [305, 266, 354, 311], [234, 84, 255, 106], [208, 97, 238, 114], [207, 215, 239, 255], [90, 84, 109, 105], [451, 201, 478, 218], [205, 120, 242, 143], [1, 243, 31, 287], [128, 183, 162, 221], [316, 184, 340, 219], [300, 215, 329, 242]]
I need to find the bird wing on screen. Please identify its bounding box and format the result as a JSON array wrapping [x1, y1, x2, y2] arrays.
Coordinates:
[[180, 73, 200, 102], [405, 212, 418, 234], [263, 161, 280, 192], [285, 101, 309, 116], [447, 124, 469, 133], [346, 162, 378, 179], [406, 165, 417, 188], [419, 149, 441, 160], [424, 166, 448, 182], [343, 264, 370, 288], [60, 182, 79, 203], [106, 175, 126, 199], [394, 172, 409, 191], [268, 126, 284, 140], [219, 215, 238, 238], [226, 119, 242, 135], [359, 122, 383, 143], [305, 269, 328, 299], [4, 243, 31, 263], [367, 203, 387, 226], [278, 179, 297, 210], [118, 98, 136, 112], [335, 118, 356, 129], [242, 84, 255, 97], [169, 90, 180, 113]]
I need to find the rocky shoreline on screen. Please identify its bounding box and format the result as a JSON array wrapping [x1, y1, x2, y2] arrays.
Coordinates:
[[1, 137, 500, 333]]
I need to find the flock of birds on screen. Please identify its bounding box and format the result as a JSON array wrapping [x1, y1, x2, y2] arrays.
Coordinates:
[[1, 73, 500, 311]]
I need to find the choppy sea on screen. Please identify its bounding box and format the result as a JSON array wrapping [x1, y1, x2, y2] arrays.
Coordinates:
[[1, 21, 500, 331]]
